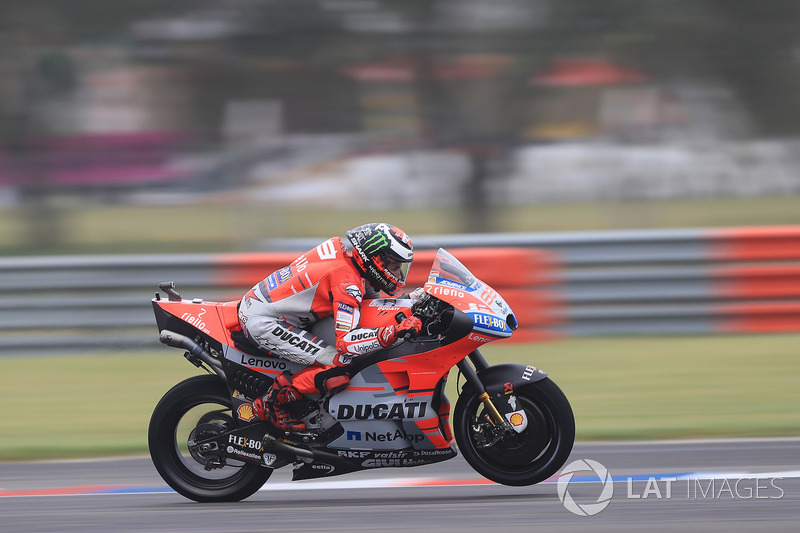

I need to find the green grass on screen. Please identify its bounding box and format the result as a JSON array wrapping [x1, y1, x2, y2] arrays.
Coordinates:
[[2, 334, 798, 462], [0, 352, 191, 461]]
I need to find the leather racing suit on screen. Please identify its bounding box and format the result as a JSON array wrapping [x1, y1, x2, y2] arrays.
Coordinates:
[[238, 236, 395, 396]]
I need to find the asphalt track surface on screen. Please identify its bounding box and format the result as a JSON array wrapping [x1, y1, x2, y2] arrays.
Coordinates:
[[1, 438, 798, 533]]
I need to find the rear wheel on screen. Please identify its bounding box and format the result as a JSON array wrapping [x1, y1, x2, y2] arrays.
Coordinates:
[[454, 378, 575, 486], [148, 375, 272, 502]]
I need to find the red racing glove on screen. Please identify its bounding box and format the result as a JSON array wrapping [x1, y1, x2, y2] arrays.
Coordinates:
[[377, 325, 397, 347], [396, 316, 422, 339]]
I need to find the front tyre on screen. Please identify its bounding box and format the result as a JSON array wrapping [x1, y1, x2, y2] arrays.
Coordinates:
[[148, 375, 272, 502], [454, 377, 575, 486]]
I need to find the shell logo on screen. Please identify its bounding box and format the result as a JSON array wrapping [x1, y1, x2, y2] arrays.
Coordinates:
[[238, 404, 256, 422], [509, 412, 525, 427]]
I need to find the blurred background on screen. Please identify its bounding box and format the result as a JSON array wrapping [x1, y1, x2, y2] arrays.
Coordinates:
[[1, 0, 800, 255], [2, 1, 800, 461]]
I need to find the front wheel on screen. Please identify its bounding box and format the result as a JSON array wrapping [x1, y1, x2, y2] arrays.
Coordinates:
[[148, 375, 272, 502], [454, 377, 575, 486]]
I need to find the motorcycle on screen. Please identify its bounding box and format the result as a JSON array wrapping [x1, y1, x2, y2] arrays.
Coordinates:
[[149, 247, 575, 502]]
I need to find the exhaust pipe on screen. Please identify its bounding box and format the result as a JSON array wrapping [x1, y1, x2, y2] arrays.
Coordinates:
[[159, 329, 226, 379]]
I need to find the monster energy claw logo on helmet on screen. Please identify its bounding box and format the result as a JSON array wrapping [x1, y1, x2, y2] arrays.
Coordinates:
[[362, 232, 389, 255]]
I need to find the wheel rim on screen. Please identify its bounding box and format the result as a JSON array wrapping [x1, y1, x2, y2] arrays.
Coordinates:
[[166, 399, 252, 488], [469, 394, 561, 474]]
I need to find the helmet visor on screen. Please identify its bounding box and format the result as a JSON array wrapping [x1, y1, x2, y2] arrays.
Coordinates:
[[385, 257, 410, 284]]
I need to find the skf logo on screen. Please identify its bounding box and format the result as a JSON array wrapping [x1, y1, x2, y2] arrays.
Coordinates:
[[238, 404, 256, 422]]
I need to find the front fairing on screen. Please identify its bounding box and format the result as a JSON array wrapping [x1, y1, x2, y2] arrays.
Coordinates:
[[423, 248, 518, 339]]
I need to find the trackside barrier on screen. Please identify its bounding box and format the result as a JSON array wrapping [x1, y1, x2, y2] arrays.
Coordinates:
[[1, 225, 798, 354]]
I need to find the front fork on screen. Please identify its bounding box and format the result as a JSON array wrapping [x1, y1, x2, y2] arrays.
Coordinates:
[[457, 350, 516, 442]]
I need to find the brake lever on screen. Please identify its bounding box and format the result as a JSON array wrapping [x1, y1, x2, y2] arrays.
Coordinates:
[[401, 330, 418, 342]]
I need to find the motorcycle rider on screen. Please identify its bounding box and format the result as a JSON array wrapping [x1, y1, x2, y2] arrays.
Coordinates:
[[238, 222, 422, 432]]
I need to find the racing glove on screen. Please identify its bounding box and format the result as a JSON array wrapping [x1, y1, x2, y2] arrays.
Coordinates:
[[377, 325, 398, 347], [376, 317, 421, 347], [396, 316, 422, 339]]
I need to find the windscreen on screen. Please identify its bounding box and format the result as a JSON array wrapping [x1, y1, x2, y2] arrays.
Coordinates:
[[428, 248, 476, 287]]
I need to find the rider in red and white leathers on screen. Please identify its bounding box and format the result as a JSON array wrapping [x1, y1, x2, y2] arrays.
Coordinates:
[[238, 223, 421, 432]]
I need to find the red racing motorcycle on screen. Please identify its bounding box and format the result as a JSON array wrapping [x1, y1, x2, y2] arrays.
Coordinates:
[[149, 248, 574, 502]]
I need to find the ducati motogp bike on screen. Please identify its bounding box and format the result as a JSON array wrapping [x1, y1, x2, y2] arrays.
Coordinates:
[[149, 248, 575, 502]]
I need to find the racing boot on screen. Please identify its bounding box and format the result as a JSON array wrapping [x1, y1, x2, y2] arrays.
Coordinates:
[[253, 371, 306, 432]]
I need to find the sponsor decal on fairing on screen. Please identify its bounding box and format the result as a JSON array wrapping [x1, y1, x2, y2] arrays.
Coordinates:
[[466, 311, 512, 337], [334, 401, 428, 420], [237, 404, 256, 422], [362, 458, 427, 468], [505, 410, 528, 432], [435, 278, 473, 291], [239, 354, 288, 371], [233, 389, 253, 402], [428, 285, 466, 299], [226, 446, 262, 460], [310, 463, 336, 474], [522, 365, 547, 380], [228, 435, 264, 452], [336, 449, 456, 460], [467, 332, 494, 344], [346, 429, 425, 444], [180, 309, 210, 334]]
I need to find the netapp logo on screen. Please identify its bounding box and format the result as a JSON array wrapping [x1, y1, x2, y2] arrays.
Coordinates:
[[346, 430, 424, 443]]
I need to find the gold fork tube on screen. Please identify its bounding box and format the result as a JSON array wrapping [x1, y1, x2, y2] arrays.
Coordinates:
[[478, 392, 505, 425]]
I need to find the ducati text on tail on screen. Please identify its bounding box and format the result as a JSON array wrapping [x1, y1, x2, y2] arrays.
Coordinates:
[[149, 248, 575, 502]]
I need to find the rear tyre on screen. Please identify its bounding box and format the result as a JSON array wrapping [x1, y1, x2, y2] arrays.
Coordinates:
[[454, 377, 575, 486], [148, 375, 272, 502]]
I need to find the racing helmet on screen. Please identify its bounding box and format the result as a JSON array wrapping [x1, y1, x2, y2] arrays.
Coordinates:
[[346, 223, 413, 295]]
